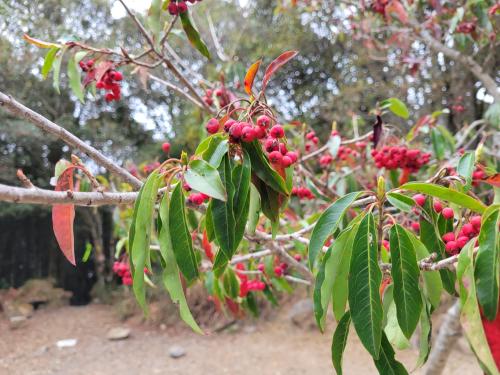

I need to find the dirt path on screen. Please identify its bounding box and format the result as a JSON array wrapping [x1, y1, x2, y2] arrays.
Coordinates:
[[0, 304, 482, 375]]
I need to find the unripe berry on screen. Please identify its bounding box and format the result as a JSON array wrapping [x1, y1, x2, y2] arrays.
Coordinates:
[[413, 194, 426, 207], [433, 200, 443, 213], [270, 125, 285, 139], [442, 207, 454, 220], [256, 115, 271, 128], [206, 118, 219, 134], [162, 142, 171, 153], [268, 151, 283, 164]]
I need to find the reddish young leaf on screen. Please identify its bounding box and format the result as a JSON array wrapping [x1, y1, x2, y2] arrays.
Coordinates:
[[261, 50, 298, 92], [483, 173, 500, 188], [244, 59, 262, 96], [202, 229, 214, 263], [52, 167, 77, 265]]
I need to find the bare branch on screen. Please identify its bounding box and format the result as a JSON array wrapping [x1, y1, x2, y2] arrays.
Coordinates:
[[149, 74, 206, 109], [0, 91, 143, 189]]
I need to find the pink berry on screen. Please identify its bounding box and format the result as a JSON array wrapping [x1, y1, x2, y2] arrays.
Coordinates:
[[264, 138, 279, 152], [293, 254, 302, 262], [461, 223, 475, 237], [411, 222, 420, 232], [442, 232, 456, 243], [206, 118, 220, 134], [254, 126, 267, 139], [229, 122, 243, 139], [257, 263, 265, 272], [274, 266, 283, 277], [162, 142, 171, 153], [268, 151, 283, 164], [457, 236, 469, 248], [286, 151, 298, 163], [167, 2, 178, 15], [433, 200, 443, 213], [382, 240, 390, 251], [177, 1, 188, 13], [281, 155, 293, 168], [223, 119, 236, 133], [270, 125, 285, 139], [241, 126, 256, 142], [470, 216, 481, 228], [442, 207, 454, 220], [445, 241, 458, 253], [413, 194, 426, 207], [256, 115, 271, 128]]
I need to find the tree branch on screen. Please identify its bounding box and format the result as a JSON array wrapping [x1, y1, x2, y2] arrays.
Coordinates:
[[0, 91, 143, 189]]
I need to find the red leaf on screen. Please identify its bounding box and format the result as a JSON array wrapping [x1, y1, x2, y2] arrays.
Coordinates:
[[262, 50, 298, 92], [483, 173, 500, 188], [202, 230, 214, 263], [52, 167, 76, 265], [244, 59, 262, 96], [94, 61, 114, 83]]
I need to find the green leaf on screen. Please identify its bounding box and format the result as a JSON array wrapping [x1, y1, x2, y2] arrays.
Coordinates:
[[431, 127, 446, 160], [169, 183, 199, 282], [180, 11, 211, 59], [458, 239, 499, 374], [232, 151, 251, 246], [242, 140, 289, 196], [348, 213, 383, 359], [129, 170, 162, 312], [331, 311, 351, 375], [373, 333, 409, 375], [42, 47, 59, 79], [67, 51, 87, 103], [52, 46, 66, 94], [308, 191, 362, 270], [408, 232, 443, 310], [185, 159, 227, 201], [386, 192, 414, 213], [381, 98, 409, 119], [474, 205, 500, 320], [253, 177, 281, 224], [159, 193, 203, 334], [383, 285, 411, 350], [246, 183, 261, 235], [389, 224, 423, 338], [400, 182, 486, 213], [457, 151, 475, 192], [314, 227, 356, 330], [413, 300, 432, 370], [212, 155, 236, 273], [223, 268, 240, 299], [203, 137, 228, 168]]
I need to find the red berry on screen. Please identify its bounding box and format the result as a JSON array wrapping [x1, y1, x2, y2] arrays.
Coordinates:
[[382, 240, 390, 251], [188, 193, 204, 205], [257, 263, 265, 272], [254, 126, 267, 139], [206, 118, 219, 134], [413, 194, 426, 207], [223, 119, 236, 133], [411, 222, 420, 232], [113, 71, 123, 81], [461, 223, 475, 237], [96, 81, 105, 89], [264, 138, 279, 153], [306, 131, 315, 140], [162, 142, 171, 153], [177, 1, 188, 13], [442, 207, 454, 220], [293, 254, 302, 262], [286, 151, 298, 163], [183, 183, 192, 191], [241, 126, 256, 142], [442, 232, 455, 243], [470, 215, 482, 228], [445, 241, 458, 253], [268, 151, 283, 164], [167, 2, 178, 15], [256, 115, 271, 128], [457, 236, 469, 248], [270, 125, 285, 139], [229, 122, 243, 139], [105, 92, 115, 102], [122, 276, 133, 286], [312, 136, 319, 145], [274, 266, 283, 277], [281, 155, 293, 168], [433, 200, 443, 213]]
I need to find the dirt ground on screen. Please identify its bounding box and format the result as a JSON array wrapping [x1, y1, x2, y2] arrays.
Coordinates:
[[0, 303, 482, 375]]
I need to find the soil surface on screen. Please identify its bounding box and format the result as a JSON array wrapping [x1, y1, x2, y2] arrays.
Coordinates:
[[0, 303, 482, 375]]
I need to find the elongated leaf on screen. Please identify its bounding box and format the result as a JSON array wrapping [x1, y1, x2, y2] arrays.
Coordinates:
[[431, 127, 445, 160], [408, 232, 442, 310], [242, 140, 289, 195], [232, 151, 251, 246], [159, 193, 203, 334], [246, 183, 261, 235], [331, 311, 351, 375], [196, 134, 228, 168], [169, 183, 199, 282], [308, 191, 362, 269], [383, 285, 411, 350], [129, 170, 161, 312], [23, 34, 61, 49], [67, 52, 87, 103], [373, 333, 409, 374], [212, 155, 236, 273], [180, 11, 210, 59], [458, 240, 499, 374], [348, 213, 383, 359], [52, 167, 76, 265], [223, 268, 240, 299], [474, 205, 500, 320], [262, 50, 298, 92], [390, 224, 423, 338], [457, 151, 475, 191], [380, 97, 409, 119], [387, 192, 414, 213], [414, 300, 432, 370], [185, 159, 226, 201], [244, 59, 262, 96], [52, 46, 66, 94], [42, 47, 59, 79], [400, 182, 486, 213]]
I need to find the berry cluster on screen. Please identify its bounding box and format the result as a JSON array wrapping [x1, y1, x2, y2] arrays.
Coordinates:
[[96, 69, 123, 102], [235, 264, 266, 297], [304, 129, 320, 152], [456, 22, 476, 34], [291, 186, 314, 200], [203, 87, 231, 108], [413, 194, 454, 219], [112, 261, 132, 285], [442, 216, 482, 255], [188, 192, 210, 205], [371, 146, 431, 172], [167, 0, 195, 15]]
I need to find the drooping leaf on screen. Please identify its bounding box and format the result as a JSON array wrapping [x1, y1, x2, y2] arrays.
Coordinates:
[[380, 97, 409, 119], [348, 213, 383, 359], [67, 51, 87, 103], [372, 333, 409, 374], [185, 159, 227, 201], [180, 11, 211, 59], [386, 192, 414, 213], [242, 140, 289, 195], [129, 170, 162, 312], [158, 193, 203, 334], [52, 167, 76, 265], [457, 239, 499, 374], [457, 151, 475, 192], [246, 183, 261, 235], [52, 46, 66, 94], [331, 311, 351, 375], [41, 47, 60, 79], [401, 182, 486, 213], [389, 224, 423, 338], [261, 50, 298, 92], [474, 205, 500, 320], [169, 183, 199, 282], [244, 59, 262, 96], [308, 191, 362, 269], [23, 34, 62, 49]]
